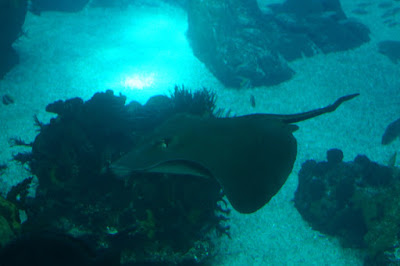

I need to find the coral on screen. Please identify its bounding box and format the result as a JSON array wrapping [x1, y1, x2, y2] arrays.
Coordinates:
[[358, 183, 400, 259], [170, 85, 217, 117], [12, 152, 33, 165], [295, 149, 400, 264], [0, 216, 14, 247], [0, 196, 20, 235], [9, 137, 32, 147], [12, 88, 229, 265]]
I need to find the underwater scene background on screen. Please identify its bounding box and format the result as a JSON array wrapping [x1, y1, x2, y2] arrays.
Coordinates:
[[0, 0, 400, 265]]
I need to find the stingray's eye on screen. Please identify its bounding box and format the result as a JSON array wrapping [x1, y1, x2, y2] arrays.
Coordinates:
[[155, 137, 171, 149], [162, 137, 172, 148]]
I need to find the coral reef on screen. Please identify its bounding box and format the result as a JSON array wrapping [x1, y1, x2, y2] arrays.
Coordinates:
[[5, 88, 229, 265], [295, 149, 400, 264], [0, 196, 20, 246]]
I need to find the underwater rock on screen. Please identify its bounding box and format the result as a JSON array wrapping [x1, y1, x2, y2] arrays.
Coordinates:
[[46, 97, 84, 116], [187, 0, 294, 88], [0, 0, 27, 79], [326, 148, 343, 164], [90, 0, 129, 8], [270, 0, 370, 55], [295, 149, 400, 264], [187, 0, 369, 88], [30, 0, 90, 14], [378, 40, 400, 63]]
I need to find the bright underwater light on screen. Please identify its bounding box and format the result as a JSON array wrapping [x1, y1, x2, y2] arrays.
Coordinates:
[[120, 72, 155, 90]]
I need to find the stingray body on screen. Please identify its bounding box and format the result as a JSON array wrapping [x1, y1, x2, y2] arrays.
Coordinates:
[[111, 93, 358, 213]]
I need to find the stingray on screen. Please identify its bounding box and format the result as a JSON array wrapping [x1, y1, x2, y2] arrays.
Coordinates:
[[110, 93, 359, 213]]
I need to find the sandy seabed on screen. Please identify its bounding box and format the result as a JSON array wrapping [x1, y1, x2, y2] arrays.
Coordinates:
[[0, 0, 399, 265]]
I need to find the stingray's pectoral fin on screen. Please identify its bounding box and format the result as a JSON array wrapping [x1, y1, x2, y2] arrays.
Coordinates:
[[109, 164, 134, 180], [141, 160, 214, 178], [110, 159, 214, 180]]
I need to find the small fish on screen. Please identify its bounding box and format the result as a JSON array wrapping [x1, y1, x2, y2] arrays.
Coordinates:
[[2, 94, 14, 105], [250, 95, 256, 108], [382, 117, 400, 145]]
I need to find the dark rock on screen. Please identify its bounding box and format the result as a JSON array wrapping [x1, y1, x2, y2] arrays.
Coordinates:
[[271, 0, 370, 54], [327, 148, 343, 164], [90, 0, 129, 8], [0, 0, 27, 79], [354, 154, 393, 187], [187, 0, 294, 88], [0, 232, 120, 266], [30, 0, 90, 14], [46, 98, 84, 116], [295, 150, 400, 262], [353, 154, 370, 165], [278, 0, 346, 19], [187, 0, 369, 88], [144, 95, 172, 113], [335, 177, 354, 206]]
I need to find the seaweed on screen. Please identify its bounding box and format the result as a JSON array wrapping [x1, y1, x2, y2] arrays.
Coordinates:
[[12, 152, 33, 165], [33, 114, 44, 131], [6, 177, 33, 209], [9, 137, 32, 147], [170, 85, 217, 117]]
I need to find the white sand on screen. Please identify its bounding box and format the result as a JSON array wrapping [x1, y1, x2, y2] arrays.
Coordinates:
[[0, 0, 399, 264]]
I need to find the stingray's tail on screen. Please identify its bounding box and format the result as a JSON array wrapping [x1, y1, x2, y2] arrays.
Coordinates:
[[281, 93, 360, 124]]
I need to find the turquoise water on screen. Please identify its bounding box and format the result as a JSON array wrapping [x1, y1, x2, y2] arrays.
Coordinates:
[[0, 0, 399, 265]]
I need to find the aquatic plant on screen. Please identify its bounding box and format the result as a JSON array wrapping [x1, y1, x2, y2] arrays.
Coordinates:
[[9, 137, 32, 147], [170, 85, 217, 117], [0, 196, 20, 236], [12, 152, 33, 165]]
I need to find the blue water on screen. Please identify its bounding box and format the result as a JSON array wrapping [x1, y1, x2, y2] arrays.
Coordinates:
[[0, 0, 399, 265]]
